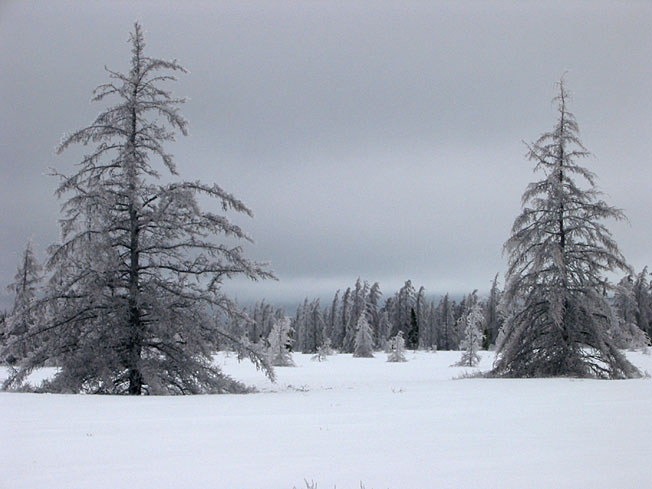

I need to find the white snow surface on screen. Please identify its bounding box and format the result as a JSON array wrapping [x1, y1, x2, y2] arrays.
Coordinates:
[[2, 350, 651, 489]]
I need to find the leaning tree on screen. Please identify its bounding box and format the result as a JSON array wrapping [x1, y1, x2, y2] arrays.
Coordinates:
[[2, 23, 274, 394], [494, 78, 640, 379]]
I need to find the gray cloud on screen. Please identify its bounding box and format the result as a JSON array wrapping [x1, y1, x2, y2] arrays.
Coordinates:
[[1, 1, 651, 309]]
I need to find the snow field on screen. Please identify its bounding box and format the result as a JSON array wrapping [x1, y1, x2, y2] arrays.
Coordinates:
[[1, 350, 651, 489]]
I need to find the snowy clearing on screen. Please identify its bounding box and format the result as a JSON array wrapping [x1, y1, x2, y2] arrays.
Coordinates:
[[2, 350, 652, 489]]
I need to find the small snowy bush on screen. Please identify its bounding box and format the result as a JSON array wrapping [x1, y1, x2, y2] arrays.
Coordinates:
[[387, 331, 407, 362]]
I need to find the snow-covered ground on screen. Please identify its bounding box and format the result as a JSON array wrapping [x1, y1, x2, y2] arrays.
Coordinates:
[[2, 350, 651, 489]]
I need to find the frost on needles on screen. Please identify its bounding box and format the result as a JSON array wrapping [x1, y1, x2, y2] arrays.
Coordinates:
[[267, 317, 295, 367], [1, 23, 275, 394], [493, 78, 640, 379], [456, 301, 483, 368], [353, 313, 375, 358]]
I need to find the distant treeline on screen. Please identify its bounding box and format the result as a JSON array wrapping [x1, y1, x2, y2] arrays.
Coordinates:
[[226, 276, 502, 353], [224, 268, 652, 355]]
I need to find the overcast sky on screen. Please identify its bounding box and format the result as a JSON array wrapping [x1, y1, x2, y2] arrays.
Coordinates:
[[1, 1, 651, 309]]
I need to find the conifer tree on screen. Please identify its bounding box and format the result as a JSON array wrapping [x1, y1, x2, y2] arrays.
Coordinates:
[[308, 299, 325, 353], [436, 294, 455, 350], [633, 267, 652, 339], [3, 241, 42, 363], [455, 290, 479, 350], [343, 279, 367, 353], [391, 280, 416, 339], [426, 300, 438, 351], [353, 313, 374, 358], [610, 275, 650, 349], [366, 282, 382, 338], [415, 286, 431, 349], [456, 302, 483, 367], [267, 317, 294, 367], [377, 309, 392, 349], [407, 307, 419, 350], [294, 298, 309, 352], [484, 274, 502, 349], [494, 78, 639, 379], [335, 287, 352, 350], [325, 289, 340, 343], [293, 298, 324, 353], [2, 24, 274, 394], [0, 311, 6, 350]]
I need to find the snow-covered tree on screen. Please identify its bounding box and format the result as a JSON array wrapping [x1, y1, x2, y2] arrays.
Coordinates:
[[366, 282, 382, 338], [353, 313, 374, 358], [633, 267, 652, 340], [484, 274, 502, 349], [308, 299, 325, 353], [377, 309, 392, 349], [321, 336, 334, 355], [343, 278, 368, 353], [388, 280, 416, 342], [248, 300, 278, 344], [415, 286, 430, 349], [311, 337, 334, 362], [294, 298, 324, 353], [333, 287, 352, 350], [387, 331, 407, 362], [3, 241, 43, 363], [324, 289, 339, 344], [2, 24, 274, 394], [436, 294, 455, 350], [0, 311, 6, 350], [454, 290, 479, 350], [494, 78, 639, 379], [456, 302, 483, 367], [610, 275, 650, 349], [267, 317, 294, 367], [407, 307, 419, 350], [426, 300, 438, 351]]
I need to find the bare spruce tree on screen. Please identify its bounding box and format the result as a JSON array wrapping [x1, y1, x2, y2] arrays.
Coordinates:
[[2, 23, 274, 394], [494, 78, 640, 379]]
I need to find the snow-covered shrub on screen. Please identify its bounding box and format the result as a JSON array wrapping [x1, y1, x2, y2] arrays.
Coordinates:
[[387, 331, 407, 362], [311, 338, 334, 362]]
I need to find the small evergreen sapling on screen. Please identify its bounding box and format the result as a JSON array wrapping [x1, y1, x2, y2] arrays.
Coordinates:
[[353, 313, 374, 358], [321, 337, 334, 355], [456, 302, 483, 367], [267, 317, 295, 367], [311, 337, 334, 361], [387, 331, 407, 362]]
